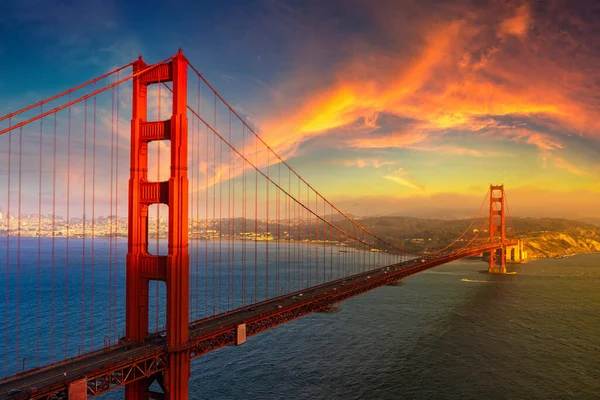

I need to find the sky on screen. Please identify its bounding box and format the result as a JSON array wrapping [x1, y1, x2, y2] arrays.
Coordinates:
[[0, 0, 599, 219]]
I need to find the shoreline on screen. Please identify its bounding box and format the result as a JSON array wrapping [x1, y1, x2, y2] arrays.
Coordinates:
[[523, 250, 600, 263]]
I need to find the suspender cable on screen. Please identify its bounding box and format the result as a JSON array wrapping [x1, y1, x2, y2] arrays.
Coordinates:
[[190, 88, 195, 321], [90, 89, 97, 351], [288, 169, 293, 292], [289, 176, 293, 291], [315, 191, 319, 285], [353, 225, 357, 276], [191, 91, 196, 320], [16, 126, 22, 373], [306, 185, 310, 287], [51, 113, 56, 362], [367, 225, 370, 270], [195, 79, 200, 320], [338, 211, 342, 279], [3, 119, 10, 377], [36, 107, 43, 367], [323, 197, 326, 282], [115, 75, 121, 342], [284, 169, 288, 290], [66, 97, 72, 358], [301, 182, 305, 289], [363, 228, 367, 272], [254, 134, 258, 303], [109, 87, 114, 342], [297, 178, 301, 289], [81, 98, 87, 353], [329, 203, 333, 281], [205, 124, 209, 316], [228, 111, 233, 309], [212, 95, 216, 315], [230, 119, 235, 309], [242, 125, 246, 306], [290, 177, 301, 290], [504, 190, 518, 240], [219, 107, 223, 313], [266, 150, 269, 299], [277, 162, 280, 294]]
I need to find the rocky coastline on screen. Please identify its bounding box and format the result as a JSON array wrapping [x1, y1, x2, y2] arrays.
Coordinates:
[[521, 228, 600, 261]]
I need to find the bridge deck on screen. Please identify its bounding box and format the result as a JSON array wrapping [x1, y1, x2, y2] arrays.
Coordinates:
[[0, 244, 501, 399]]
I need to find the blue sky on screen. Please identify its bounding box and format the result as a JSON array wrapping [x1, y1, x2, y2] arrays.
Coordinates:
[[1, 0, 599, 218]]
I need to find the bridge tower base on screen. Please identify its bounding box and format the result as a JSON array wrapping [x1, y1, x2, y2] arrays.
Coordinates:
[[126, 51, 190, 399], [488, 185, 508, 274]]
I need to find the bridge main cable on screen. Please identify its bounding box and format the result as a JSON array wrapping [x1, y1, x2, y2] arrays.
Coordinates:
[[0, 57, 175, 136], [0, 63, 134, 123]]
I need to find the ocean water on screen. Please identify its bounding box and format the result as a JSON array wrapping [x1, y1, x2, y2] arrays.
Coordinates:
[[0, 237, 397, 376], [181, 254, 600, 400], [2, 239, 599, 399]]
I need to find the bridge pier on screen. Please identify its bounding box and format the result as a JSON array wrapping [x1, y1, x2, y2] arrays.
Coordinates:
[[488, 248, 507, 274], [505, 240, 526, 262], [164, 352, 191, 399], [125, 379, 151, 400]]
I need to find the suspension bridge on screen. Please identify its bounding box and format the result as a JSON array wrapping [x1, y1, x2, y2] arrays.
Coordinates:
[[0, 51, 518, 399]]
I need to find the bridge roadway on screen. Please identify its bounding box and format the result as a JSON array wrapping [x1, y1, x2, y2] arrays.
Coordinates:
[[0, 244, 502, 399]]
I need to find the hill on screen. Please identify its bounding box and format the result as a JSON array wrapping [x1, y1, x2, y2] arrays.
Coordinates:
[[356, 216, 600, 259]]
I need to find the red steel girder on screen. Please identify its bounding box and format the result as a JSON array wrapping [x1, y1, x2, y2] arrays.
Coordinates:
[[17, 352, 168, 400], [86, 353, 167, 397]]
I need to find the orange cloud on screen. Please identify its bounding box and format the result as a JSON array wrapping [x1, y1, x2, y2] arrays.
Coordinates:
[[258, 19, 465, 153], [501, 129, 564, 151], [553, 158, 587, 176], [382, 168, 424, 191], [343, 159, 396, 169], [252, 1, 599, 166], [406, 145, 515, 158], [346, 131, 429, 149], [498, 4, 531, 38], [548, 155, 590, 176]]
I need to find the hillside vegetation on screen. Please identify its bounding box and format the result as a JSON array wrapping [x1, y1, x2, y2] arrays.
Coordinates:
[[356, 216, 600, 259]]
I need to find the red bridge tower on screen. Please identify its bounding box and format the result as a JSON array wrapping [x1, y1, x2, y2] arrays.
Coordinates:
[[488, 184, 507, 274], [126, 51, 190, 399]]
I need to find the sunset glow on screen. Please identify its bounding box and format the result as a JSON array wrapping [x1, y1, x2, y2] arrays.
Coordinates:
[[1, 0, 598, 218]]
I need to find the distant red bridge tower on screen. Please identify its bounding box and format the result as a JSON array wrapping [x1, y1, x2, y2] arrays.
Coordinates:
[[126, 50, 190, 399], [488, 184, 507, 274]]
